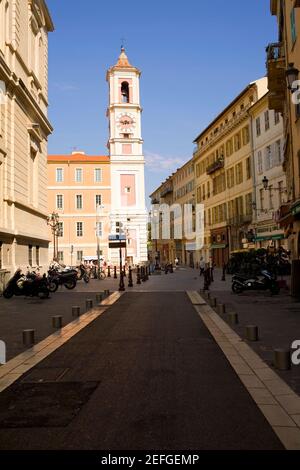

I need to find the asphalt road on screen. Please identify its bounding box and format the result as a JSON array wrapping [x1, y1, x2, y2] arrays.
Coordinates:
[[0, 292, 283, 450]]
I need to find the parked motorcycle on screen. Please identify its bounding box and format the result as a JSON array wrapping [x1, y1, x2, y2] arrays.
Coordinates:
[[47, 267, 77, 293], [232, 269, 280, 295], [3, 269, 50, 299]]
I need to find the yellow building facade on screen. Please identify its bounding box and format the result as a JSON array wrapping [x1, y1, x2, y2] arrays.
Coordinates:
[[193, 79, 268, 267]]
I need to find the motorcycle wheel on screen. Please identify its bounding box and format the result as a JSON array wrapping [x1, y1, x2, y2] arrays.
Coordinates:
[[38, 288, 50, 299], [48, 280, 58, 293], [83, 274, 90, 284], [232, 282, 244, 294], [99, 271, 106, 280], [3, 288, 14, 299], [64, 279, 77, 290]]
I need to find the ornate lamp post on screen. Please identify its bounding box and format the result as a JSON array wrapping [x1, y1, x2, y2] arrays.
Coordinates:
[[47, 212, 60, 261]]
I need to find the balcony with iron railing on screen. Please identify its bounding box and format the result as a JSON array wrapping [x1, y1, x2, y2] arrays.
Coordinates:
[[266, 42, 286, 113], [160, 186, 173, 198], [206, 157, 224, 175]]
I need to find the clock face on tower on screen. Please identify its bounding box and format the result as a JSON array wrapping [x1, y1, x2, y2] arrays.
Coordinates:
[[116, 113, 136, 133]]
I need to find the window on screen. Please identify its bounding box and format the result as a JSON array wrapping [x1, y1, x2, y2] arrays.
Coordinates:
[[36, 246, 40, 267], [246, 157, 251, 179], [76, 194, 83, 210], [256, 118, 261, 136], [121, 81, 130, 103], [57, 222, 64, 237], [77, 251, 83, 262], [96, 222, 103, 237], [275, 140, 282, 165], [274, 111, 280, 125], [278, 181, 284, 205], [291, 8, 297, 44], [94, 168, 102, 183], [227, 167, 235, 188], [265, 145, 272, 170], [76, 222, 83, 237], [56, 168, 63, 183], [235, 162, 243, 184], [264, 111, 270, 131], [125, 186, 131, 194], [226, 139, 233, 157], [58, 251, 64, 262], [28, 245, 33, 267], [234, 132, 241, 151], [269, 186, 274, 210], [96, 194, 102, 206], [242, 126, 250, 146], [258, 151, 263, 174], [245, 193, 252, 216], [56, 194, 63, 210], [75, 168, 83, 183], [260, 189, 265, 211]]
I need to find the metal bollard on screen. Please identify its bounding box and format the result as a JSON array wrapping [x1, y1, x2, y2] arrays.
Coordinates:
[[128, 267, 133, 287], [86, 299, 93, 310], [107, 266, 111, 278], [217, 304, 226, 315], [273, 349, 291, 371], [137, 266, 141, 285], [96, 293, 103, 303], [209, 297, 217, 308], [104, 289, 110, 298], [246, 325, 259, 342], [52, 315, 63, 329], [72, 306, 80, 317], [228, 312, 239, 325], [23, 329, 35, 346], [114, 266, 117, 279]]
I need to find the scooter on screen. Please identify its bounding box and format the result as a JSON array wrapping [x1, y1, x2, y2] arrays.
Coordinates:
[[47, 267, 77, 293], [3, 269, 50, 299], [232, 269, 280, 295]]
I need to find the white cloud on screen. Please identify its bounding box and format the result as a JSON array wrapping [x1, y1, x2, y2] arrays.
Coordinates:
[[145, 150, 186, 173]]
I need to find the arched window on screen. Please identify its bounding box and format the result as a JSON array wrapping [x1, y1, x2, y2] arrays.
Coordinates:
[[121, 81, 129, 103]]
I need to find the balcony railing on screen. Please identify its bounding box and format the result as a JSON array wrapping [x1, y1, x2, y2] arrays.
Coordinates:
[[206, 158, 224, 175], [266, 42, 286, 113], [160, 186, 173, 198]]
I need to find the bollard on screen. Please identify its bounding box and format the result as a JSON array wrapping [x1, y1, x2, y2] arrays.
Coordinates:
[[114, 266, 117, 279], [246, 325, 259, 342], [23, 329, 35, 346], [123, 266, 126, 277], [141, 267, 146, 282], [273, 349, 291, 371], [104, 290, 110, 298], [119, 272, 125, 292], [86, 299, 93, 310], [96, 293, 103, 303], [52, 315, 63, 329], [107, 266, 111, 278], [72, 306, 80, 317], [128, 267, 133, 287], [137, 266, 141, 285], [217, 304, 226, 315], [228, 312, 239, 325], [209, 297, 217, 308], [148, 265, 152, 276]]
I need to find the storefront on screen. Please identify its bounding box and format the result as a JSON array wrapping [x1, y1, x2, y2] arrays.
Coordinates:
[[210, 228, 229, 267]]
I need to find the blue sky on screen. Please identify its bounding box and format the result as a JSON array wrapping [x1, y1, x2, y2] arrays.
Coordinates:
[[47, 0, 277, 200]]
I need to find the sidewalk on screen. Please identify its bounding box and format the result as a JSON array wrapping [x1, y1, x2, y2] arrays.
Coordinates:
[[206, 269, 300, 396]]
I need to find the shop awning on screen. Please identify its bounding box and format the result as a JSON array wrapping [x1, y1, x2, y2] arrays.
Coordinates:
[[255, 234, 285, 242], [291, 201, 300, 216]]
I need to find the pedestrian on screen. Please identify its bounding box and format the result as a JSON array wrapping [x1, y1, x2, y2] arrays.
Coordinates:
[[199, 257, 205, 277], [175, 257, 179, 267]]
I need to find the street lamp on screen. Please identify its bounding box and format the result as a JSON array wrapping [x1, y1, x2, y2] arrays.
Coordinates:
[[286, 63, 299, 92], [262, 176, 287, 192], [47, 212, 60, 260]]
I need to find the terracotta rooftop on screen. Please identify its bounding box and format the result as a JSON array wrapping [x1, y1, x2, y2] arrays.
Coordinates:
[[48, 153, 110, 163]]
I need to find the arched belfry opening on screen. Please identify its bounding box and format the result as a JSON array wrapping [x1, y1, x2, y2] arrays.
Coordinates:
[[121, 81, 130, 103]]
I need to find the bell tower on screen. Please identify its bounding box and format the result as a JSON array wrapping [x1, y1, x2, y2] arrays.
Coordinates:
[[106, 48, 148, 264]]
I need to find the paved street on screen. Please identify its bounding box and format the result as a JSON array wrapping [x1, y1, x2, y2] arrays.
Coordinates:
[[0, 291, 283, 450]]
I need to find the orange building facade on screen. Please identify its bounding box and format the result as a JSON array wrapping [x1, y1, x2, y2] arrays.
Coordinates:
[[47, 152, 111, 266]]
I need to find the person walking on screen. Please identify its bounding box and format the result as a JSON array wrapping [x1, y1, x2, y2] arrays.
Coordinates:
[[199, 257, 205, 277]]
